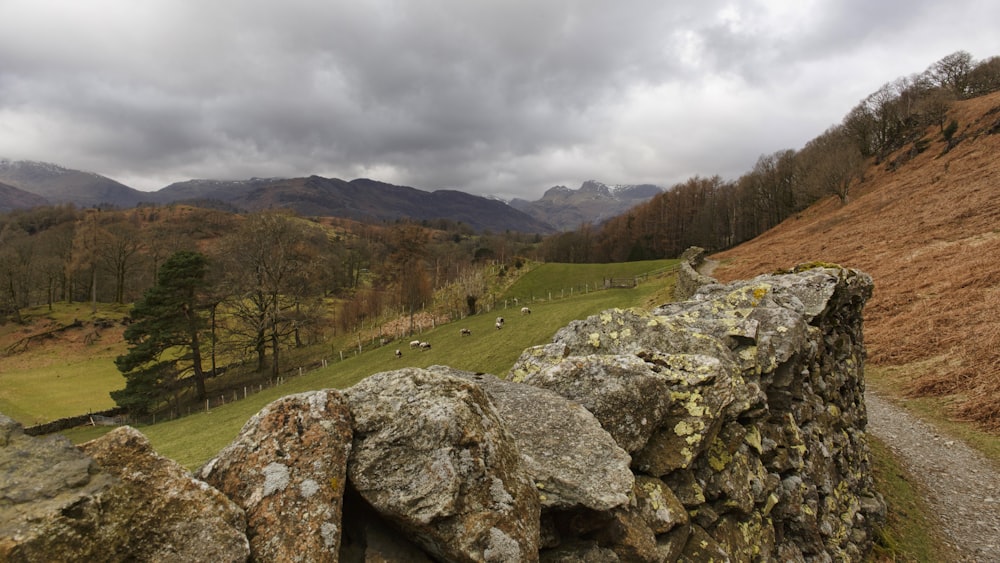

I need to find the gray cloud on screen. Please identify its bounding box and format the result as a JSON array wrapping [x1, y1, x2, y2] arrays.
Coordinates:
[[1, 0, 997, 200]]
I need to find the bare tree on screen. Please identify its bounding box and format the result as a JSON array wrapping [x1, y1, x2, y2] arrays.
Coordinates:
[[927, 50, 974, 98], [98, 219, 143, 304]]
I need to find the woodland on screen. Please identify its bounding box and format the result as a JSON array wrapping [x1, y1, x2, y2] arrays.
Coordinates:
[[1, 50, 999, 420]]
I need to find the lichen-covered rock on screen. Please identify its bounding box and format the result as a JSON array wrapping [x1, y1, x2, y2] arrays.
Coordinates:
[[630, 353, 738, 475], [198, 389, 352, 562], [504, 263, 883, 561], [548, 307, 735, 362], [679, 524, 731, 562], [79, 426, 251, 562], [435, 366, 633, 512], [344, 368, 540, 563], [1, 419, 249, 562], [508, 353, 670, 454], [633, 476, 688, 534]]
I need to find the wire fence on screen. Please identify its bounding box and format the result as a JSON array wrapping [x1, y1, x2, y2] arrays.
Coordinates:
[[44, 263, 679, 431]]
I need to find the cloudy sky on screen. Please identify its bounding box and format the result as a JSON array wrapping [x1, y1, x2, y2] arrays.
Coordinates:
[[1, 1, 997, 200]]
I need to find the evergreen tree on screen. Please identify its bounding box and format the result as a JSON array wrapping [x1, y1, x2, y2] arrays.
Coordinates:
[[111, 251, 209, 413]]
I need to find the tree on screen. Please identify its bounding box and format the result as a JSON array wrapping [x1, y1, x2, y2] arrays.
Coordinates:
[[112, 251, 210, 413], [927, 50, 974, 98], [98, 220, 143, 304], [216, 212, 325, 377], [800, 126, 866, 205]]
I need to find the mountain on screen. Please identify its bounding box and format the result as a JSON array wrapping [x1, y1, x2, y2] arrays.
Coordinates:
[[509, 180, 662, 231], [0, 180, 50, 212], [162, 175, 554, 233], [711, 89, 1000, 430], [0, 161, 552, 233], [0, 159, 154, 208]]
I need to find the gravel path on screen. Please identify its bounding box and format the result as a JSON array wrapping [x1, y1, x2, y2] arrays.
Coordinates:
[[865, 390, 1000, 562]]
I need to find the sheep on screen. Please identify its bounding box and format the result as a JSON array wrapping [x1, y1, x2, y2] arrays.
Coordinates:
[[496, 316, 505, 326], [394, 349, 402, 359], [495, 320, 503, 330], [521, 307, 531, 315], [409, 340, 421, 348], [460, 328, 472, 336], [419, 342, 432, 350]]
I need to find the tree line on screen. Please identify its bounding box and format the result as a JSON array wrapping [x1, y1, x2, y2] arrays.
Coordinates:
[[0, 204, 535, 413], [539, 51, 1000, 263]]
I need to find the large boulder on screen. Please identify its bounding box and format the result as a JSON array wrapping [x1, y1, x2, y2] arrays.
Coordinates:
[[508, 352, 670, 454], [344, 368, 540, 562], [198, 390, 353, 562], [433, 366, 633, 512], [0, 415, 249, 562]]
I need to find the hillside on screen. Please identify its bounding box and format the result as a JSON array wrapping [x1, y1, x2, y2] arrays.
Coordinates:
[[711, 90, 1000, 430], [0, 180, 49, 211], [0, 159, 153, 208]]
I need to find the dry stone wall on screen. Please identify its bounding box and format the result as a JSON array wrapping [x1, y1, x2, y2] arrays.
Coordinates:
[[0, 262, 885, 562]]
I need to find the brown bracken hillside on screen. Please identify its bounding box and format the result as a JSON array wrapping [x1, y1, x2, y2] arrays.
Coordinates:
[[712, 90, 1000, 430]]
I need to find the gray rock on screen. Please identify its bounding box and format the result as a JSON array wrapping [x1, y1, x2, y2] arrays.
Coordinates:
[[435, 366, 634, 512], [509, 353, 670, 454], [345, 368, 540, 563], [1, 418, 249, 562], [198, 390, 353, 562]]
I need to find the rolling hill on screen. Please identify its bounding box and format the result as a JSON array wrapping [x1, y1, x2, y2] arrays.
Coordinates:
[[0, 159, 153, 208], [0, 180, 49, 212], [710, 90, 1000, 430]]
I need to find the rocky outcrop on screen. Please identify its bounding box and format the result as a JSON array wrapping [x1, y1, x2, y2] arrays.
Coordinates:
[[0, 420, 249, 562], [2, 263, 885, 562]]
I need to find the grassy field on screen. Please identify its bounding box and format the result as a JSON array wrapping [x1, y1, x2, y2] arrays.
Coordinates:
[[501, 259, 677, 303], [60, 260, 679, 469], [0, 303, 130, 425]]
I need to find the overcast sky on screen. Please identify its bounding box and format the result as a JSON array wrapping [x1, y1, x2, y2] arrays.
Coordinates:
[[1, 1, 997, 200]]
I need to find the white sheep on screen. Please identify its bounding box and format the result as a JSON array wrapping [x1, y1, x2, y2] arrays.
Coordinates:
[[495, 321, 503, 330], [460, 328, 472, 336], [419, 342, 431, 350], [394, 349, 402, 359], [409, 340, 420, 348], [521, 307, 531, 315]]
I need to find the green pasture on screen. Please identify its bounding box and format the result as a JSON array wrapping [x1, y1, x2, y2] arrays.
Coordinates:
[[0, 302, 130, 425], [501, 259, 677, 303], [0, 356, 122, 425], [62, 262, 679, 470]]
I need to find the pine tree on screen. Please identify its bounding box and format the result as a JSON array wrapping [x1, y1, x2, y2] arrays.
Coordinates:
[[111, 251, 209, 413]]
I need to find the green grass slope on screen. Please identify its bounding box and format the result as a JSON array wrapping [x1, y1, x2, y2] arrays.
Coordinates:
[[62, 260, 678, 469]]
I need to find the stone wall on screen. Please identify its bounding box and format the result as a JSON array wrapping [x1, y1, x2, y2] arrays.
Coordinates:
[[674, 246, 717, 301], [1, 264, 885, 562]]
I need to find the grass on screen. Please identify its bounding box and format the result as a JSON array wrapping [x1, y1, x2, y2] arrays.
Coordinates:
[[501, 259, 677, 303], [59, 263, 677, 470], [0, 356, 123, 425], [0, 302, 131, 425], [867, 437, 948, 562]]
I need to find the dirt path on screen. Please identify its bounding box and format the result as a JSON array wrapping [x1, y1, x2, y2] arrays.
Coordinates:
[[865, 390, 1000, 562]]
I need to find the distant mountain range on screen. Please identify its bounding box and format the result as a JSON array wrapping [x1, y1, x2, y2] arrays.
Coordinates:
[[509, 180, 663, 231], [0, 159, 662, 233]]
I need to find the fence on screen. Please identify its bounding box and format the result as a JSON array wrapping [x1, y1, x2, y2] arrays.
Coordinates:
[[40, 264, 680, 432]]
